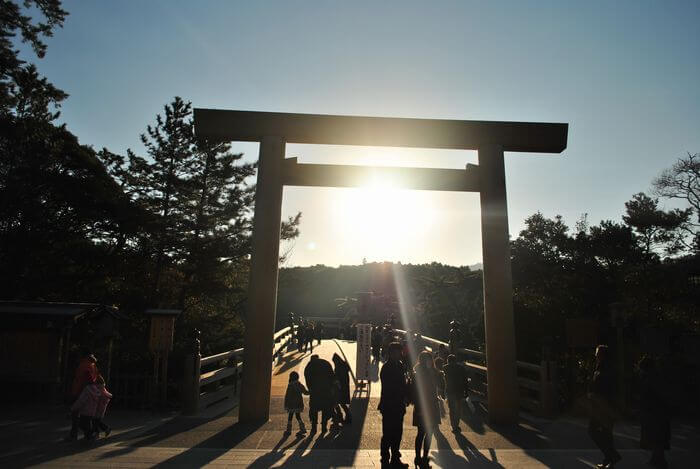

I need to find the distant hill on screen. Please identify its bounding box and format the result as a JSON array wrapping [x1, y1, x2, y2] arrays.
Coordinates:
[[468, 263, 483, 271], [276, 261, 485, 345]]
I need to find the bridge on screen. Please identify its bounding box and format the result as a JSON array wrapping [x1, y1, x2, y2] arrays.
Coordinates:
[[10, 330, 698, 468]]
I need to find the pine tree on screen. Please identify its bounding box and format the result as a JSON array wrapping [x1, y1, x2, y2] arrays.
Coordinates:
[[106, 96, 302, 310]]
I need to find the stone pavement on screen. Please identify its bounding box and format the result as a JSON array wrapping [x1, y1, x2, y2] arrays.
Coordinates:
[[2, 339, 699, 468], [21, 447, 700, 468]]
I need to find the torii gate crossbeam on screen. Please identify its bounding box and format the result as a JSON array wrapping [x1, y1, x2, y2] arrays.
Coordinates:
[[194, 109, 568, 424]]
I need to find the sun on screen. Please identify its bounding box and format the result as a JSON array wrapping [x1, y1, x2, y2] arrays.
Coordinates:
[[332, 178, 435, 261]]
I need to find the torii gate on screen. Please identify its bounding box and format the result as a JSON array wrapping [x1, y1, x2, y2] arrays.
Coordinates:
[[194, 109, 568, 424]]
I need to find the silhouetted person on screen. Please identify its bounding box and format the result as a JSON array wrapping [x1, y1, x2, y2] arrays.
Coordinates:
[[298, 321, 307, 352], [639, 355, 670, 469], [588, 344, 621, 469], [381, 326, 393, 360], [317, 323, 324, 345], [448, 321, 461, 354], [400, 337, 411, 374], [70, 379, 100, 440], [92, 374, 112, 438], [372, 326, 381, 362], [412, 350, 443, 469], [434, 357, 446, 400], [284, 371, 308, 436], [413, 333, 424, 354], [332, 353, 352, 424], [304, 354, 334, 433], [437, 344, 449, 363], [66, 349, 97, 441], [379, 342, 409, 469], [444, 354, 469, 432], [306, 323, 315, 353]]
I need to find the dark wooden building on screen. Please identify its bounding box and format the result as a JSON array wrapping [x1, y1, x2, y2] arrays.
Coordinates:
[[0, 301, 122, 399]]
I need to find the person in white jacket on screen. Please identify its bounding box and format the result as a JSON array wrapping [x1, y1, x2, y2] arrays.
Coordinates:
[[70, 381, 101, 440], [92, 375, 113, 438]]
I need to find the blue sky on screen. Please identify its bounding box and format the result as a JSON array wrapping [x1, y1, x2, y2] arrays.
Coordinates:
[[31, 0, 700, 266]]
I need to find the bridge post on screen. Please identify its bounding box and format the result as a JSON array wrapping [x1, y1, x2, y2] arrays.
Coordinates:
[[239, 136, 285, 423], [182, 329, 201, 415], [478, 143, 519, 424]]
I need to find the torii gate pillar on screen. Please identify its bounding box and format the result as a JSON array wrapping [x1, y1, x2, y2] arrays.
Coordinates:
[[479, 143, 518, 423], [238, 137, 285, 423]]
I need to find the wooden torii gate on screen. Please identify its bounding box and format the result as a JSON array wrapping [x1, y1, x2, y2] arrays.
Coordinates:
[[193, 109, 568, 424]]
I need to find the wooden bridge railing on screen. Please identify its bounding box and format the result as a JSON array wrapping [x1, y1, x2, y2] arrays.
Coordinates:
[[182, 324, 556, 417], [182, 326, 297, 415], [395, 329, 558, 417]]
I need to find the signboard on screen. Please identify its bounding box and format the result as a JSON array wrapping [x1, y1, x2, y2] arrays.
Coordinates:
[[356, 323, 372, 380], [149, 315, 175, 352]]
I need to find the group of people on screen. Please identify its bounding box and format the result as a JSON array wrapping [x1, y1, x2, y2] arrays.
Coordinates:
[[284, 352, 353, 436], [292, 316, 324, 353], [66, 349, 113, 442], [378, 341, 471, 469]]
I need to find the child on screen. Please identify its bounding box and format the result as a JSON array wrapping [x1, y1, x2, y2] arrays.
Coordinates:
[[284, 371, 308, 435], [70, 379, 101, 441], [434, 357, 446, 399], [93, 375, 113, 438]]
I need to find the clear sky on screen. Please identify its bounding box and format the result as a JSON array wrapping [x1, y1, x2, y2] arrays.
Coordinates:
[[33, 0, 700, 267]]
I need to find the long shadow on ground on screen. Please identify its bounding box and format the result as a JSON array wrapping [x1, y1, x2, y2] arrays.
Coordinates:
[[248, 386, 370, 468]]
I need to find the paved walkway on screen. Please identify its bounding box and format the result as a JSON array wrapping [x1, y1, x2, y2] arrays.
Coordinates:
[[2, 340, 699, 468]]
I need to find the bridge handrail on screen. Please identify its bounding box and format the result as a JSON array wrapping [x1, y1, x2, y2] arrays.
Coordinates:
[[200, 347, 244, 367], [183, 325, 297, 415], [394, 328, 556, 417]]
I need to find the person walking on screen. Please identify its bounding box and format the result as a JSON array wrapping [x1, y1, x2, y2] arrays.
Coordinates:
[[443, 354, 469, 432], [638, 355, 670, 469], [433, 357, 446, 400], [92, 375, 113, 438], [306, 323, 315, 353], [448, 322, 461, 354], [317, 323, 324, 345], [70, 380, 101, 440], [379, 342, 409, 469], [412, 351, 443, 469], [371, 326, 382, 362], [284, 371, 309, 436], [437, 344, 449, 363], [66, 350, 98, 441], [588, 344, 621, 469], [304, 354, 334, 433], [332, 353, 352, 424], [298, 321, 307, 352], [382, 326, 393, 360]]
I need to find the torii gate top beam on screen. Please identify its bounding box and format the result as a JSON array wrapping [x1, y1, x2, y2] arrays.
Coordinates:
[[194, 109, 568, 153]]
